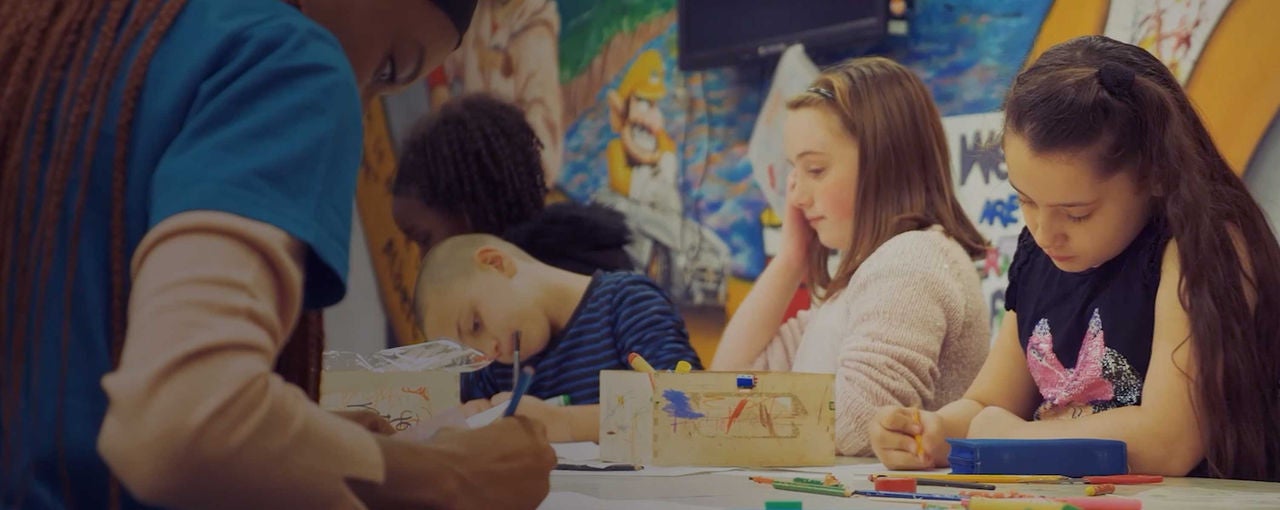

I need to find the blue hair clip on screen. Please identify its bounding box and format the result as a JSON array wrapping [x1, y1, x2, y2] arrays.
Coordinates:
[[807, 87, 835, 100]]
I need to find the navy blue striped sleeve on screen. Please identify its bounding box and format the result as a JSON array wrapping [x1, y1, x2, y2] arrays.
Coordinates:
[[462, 370, 498, 401], [611, 278, 703, 371]]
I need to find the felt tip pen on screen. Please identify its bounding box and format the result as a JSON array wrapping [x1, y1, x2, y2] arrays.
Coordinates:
[[547, 394, 570, 406], [627, 352, 656, 373]]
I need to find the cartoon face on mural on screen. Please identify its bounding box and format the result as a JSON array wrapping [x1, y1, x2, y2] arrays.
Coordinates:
[[591, 50, 729, 307], [606, 50, 682, 215]]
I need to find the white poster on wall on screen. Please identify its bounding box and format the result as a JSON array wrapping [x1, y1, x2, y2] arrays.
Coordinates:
[[748, 44, 821, 215], [1103, 0, 1232, 85], [942, 111, 1021, 341]]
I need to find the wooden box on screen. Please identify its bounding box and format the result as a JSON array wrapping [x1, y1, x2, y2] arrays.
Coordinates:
[[320, 371, 460, 435], [599, 371, 835, 467]]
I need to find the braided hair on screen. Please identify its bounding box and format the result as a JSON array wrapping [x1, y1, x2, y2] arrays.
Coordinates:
[[1, 1, 322, 506], [393, 93, 548, 235]]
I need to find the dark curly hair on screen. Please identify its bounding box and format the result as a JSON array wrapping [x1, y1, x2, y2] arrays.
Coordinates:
[[393, 93, 547, 235]]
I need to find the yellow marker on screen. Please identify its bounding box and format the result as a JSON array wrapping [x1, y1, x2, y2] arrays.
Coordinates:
[[1084, 484, 1115, 496], [627, 352, 655, 373], [674, 360, 692, 373], [968, 499, 1080, 510]]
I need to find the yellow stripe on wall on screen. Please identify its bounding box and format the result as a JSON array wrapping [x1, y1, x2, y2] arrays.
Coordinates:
[[1185, 0, 1280, 174], [357, 99, 422, 346]]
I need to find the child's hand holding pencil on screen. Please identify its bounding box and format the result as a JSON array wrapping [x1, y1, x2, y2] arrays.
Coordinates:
[[491, 390, 574, 443], [869, 406, 947, 470]]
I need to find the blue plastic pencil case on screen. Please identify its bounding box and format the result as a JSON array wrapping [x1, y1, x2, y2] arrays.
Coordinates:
[[946, 438, 1127, 477]]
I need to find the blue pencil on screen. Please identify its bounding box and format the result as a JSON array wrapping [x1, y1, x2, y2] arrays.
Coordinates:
[[511, 331, 521, 392], [504, 366, 535, 417]]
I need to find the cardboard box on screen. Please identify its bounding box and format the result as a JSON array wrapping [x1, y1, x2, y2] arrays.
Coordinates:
[[599, 370, 835, 467], [320, 371, 460, 434]]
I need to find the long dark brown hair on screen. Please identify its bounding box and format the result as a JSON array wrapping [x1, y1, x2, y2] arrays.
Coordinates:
[[1004, 35, 1280, 481], [787, 56, 988, 298], [1, 0, 325, 506]]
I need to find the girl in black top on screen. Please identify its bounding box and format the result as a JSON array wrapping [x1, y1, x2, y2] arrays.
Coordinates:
[[871, 35, 1280, 482]]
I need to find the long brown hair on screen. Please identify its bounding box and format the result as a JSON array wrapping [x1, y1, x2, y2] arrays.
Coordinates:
[[1, 0, 324, 505], [1004, 35, 1280, 481], [786, 57, 987, 298]]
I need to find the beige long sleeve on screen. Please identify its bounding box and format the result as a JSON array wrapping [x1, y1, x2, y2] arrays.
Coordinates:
[[748, 230, 989, 457], [98, 211, 384, 509], [750, 309, 811, 371], [830, 232, 986, 456]]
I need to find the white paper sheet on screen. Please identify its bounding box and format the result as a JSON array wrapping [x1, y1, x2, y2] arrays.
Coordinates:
[[464, 403, 506, 428], [552, 442, 601, 461], [538, 492, 720, 509], [1135, 487, 1280, 508], [553, 465, 739, 477], [546, 440, 739, 477], [711, 462, 949, 485]]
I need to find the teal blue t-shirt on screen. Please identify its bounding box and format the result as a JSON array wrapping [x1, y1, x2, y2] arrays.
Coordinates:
[[1, 0, 362, 508]]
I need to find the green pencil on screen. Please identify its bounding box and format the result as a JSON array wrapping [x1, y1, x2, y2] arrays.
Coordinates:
[[771, 481, 852, 497]]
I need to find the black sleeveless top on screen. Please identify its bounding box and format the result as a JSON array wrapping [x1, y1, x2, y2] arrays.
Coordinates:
[[1004, 220, 1171, 420]]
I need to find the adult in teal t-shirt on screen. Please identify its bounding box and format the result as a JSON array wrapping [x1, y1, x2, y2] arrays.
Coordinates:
[[0, 1, 556, 508]]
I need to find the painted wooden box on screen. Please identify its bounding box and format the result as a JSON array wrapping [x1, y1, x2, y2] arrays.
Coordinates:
[[599, 370, 835, 467], [320, 371, 460, 436]]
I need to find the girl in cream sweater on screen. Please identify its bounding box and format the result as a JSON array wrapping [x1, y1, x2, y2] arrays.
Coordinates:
[[711, 56, 990, 456]]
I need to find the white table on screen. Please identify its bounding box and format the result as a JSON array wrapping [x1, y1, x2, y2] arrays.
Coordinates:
[[549, 457, 1280, 509]]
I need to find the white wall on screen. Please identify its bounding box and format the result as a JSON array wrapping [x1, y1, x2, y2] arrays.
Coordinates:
[[1245, 113, 1280, 235], [324, 86, 433, 354], [324, 208, 387, 354]]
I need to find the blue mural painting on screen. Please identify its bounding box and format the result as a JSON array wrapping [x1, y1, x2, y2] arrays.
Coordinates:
[[556, 0, 1051, 305]]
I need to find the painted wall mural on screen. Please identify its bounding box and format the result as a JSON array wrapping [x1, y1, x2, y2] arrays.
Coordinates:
[[360, 0, 1280, 346], [1103, 0, 1231, 85], [553, 0, 1050, 311]]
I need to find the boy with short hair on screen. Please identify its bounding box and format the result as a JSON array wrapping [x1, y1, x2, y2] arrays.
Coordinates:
[[415, 234, 701, 441]]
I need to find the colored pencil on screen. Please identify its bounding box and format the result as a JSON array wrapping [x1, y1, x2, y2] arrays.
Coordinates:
[[871, 473, 1067, 484], [503, 367, 535, 417], [771, 481, 851, 498], [913, 408, 925, 456], [852, 490, 964, 502], [916, 478, 997, 490], [511, 332, 521, 392]]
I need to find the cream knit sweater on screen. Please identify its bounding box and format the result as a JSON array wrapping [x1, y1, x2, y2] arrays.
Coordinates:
[[751, 228, 989, 456]]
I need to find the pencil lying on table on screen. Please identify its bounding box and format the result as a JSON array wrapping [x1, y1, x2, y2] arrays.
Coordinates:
[[870, 473, 1068, 484], [867, 474, 995, 490], [770, 480, 851, 497]]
